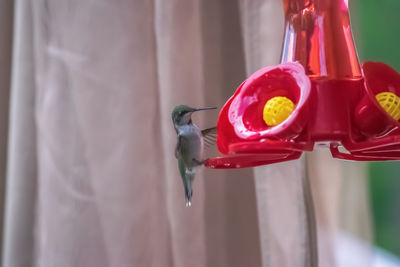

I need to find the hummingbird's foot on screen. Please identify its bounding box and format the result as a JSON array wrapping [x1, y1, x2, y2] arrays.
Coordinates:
[[192, 159, 205, 166]]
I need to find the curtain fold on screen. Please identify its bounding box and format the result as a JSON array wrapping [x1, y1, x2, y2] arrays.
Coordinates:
[[31, 1, 173, 266], [307, 150, 373, 267], [2, 1, 37, 266], [0, 0, 13, 264]]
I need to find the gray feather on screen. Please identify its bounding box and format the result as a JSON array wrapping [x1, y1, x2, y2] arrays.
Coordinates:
[[201, 127, 217, 148]]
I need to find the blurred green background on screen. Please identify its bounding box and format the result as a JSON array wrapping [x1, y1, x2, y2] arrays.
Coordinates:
[[351, 0, 400, 256]]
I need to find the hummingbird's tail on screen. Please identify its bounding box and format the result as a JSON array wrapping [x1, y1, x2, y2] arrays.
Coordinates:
[[184, 174, 194, 207], [178, 159, 195, 207]]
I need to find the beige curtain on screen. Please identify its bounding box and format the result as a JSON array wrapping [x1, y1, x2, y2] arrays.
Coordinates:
[[0, 0, 372, 266]]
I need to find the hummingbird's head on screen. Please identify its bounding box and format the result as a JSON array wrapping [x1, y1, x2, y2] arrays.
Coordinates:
[[172, 105, 216, 127]]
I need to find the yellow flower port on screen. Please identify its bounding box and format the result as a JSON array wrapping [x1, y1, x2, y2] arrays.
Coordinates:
[[376, 92, 400, 121], [263, 96, 295, 126]]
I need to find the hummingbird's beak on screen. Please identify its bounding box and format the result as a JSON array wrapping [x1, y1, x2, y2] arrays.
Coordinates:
[[193, 107, 217, 112]]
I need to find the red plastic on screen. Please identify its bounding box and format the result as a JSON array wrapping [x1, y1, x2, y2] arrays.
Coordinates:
[[205, 0, 400, 169]]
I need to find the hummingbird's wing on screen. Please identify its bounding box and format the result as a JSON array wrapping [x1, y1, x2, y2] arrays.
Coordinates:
[[201, 127, 217, 148]]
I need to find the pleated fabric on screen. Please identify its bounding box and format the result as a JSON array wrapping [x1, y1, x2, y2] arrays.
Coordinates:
[[0, 0, 13, 264]]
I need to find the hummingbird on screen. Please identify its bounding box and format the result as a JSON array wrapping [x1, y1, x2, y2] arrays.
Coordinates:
[[172, 105, 217, 207]]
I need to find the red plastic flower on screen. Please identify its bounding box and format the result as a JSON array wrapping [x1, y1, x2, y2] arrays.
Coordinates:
[[217, 62, 311, 154]]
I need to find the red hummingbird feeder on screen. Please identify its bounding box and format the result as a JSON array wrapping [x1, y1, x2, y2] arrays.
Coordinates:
[[205, 0, 400, 169]]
